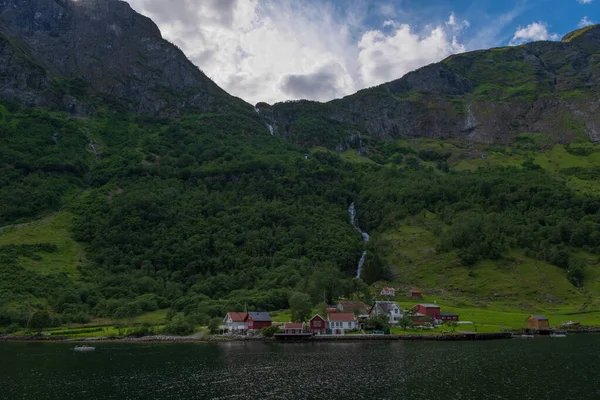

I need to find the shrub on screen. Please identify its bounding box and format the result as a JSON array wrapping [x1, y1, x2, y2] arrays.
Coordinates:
[[259, 325, 281, 337]]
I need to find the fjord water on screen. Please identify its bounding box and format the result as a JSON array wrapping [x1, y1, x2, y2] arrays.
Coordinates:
[[1, 336, 599, 400]]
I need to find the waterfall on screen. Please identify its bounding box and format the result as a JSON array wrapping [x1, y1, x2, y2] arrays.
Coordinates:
[[267, 124, 274, 136], [349, 202, 370, 278]]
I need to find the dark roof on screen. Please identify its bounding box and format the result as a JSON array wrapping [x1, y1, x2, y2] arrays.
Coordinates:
[[310, 314, 325, 321], [338, 301, 367, 312], [370, 301, 400, 314], [247, 311, 272, 322], [530, 315, 548, 321], [440, 312, 459, 317]]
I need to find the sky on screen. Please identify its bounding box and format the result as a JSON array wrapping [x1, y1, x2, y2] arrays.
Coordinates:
[[126, 0, 599, 105]]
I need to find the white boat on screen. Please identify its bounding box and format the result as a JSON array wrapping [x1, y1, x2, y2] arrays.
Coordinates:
[[550, 333, 567, 338], [73, 346, 96, 352], [520, 334, 534, 339]]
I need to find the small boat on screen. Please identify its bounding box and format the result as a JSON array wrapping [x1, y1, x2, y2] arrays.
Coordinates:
[[550, 333, 567, 338], [73, 345, 96, 352], [520, 334, 535, 339]]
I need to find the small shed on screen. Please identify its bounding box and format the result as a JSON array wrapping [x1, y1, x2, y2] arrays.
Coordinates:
[[409, 289, 423, 299], [527, 315, 549, 329], [284, 322, 304, 335], [440, 312, 459, 322]]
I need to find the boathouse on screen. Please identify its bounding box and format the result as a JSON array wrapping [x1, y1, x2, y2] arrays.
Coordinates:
[[284, 322, 304, 335], [526, 315, 549, 329]]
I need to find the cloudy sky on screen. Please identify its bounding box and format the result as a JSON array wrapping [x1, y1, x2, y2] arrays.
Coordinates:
[[126, 0, 599, 105]]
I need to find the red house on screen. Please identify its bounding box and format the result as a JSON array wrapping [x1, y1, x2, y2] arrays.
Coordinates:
[[309, 314, 327, 335], [409, 289, 423, 299], [284, 322, 304, 334], [413, 304, 441, 321], [246, 312, 272, 331]]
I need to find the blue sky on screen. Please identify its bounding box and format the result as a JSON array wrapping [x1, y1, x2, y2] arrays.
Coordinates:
[[127, 0, 598, 104]]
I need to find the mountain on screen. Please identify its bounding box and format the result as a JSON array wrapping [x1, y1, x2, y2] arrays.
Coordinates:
[[1, 2, 600, 332], [0, 0, 250, 115], [268, 25, 600, 150]]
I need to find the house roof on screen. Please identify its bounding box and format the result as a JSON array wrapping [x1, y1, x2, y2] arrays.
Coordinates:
[[247, 311, 272, 322], [417, 303, 440, 308], [410, 289, 422, 293], [370, 301, 400, 314], [226, 312, 248, 322], [309, 314, 325, 321], [530, 315, 548, 321], [338, 301, 367, 311], [440, 312, 459, 317], [328, 313, 356, 321], [284, 322, 303, 329], [381, 287, 395, 291]]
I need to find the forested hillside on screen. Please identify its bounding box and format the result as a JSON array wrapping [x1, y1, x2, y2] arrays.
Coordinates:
[[1, 0, 600, 330]]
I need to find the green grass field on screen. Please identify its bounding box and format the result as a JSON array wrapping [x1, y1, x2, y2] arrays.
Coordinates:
[[0, 212, 84, 279]]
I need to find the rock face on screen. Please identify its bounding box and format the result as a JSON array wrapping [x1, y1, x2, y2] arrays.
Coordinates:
[[269, 25, 600, 148], [0, 0, 250, 115]]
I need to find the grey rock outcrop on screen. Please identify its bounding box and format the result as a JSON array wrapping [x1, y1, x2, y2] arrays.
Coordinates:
[[0, 0, 250, 115]]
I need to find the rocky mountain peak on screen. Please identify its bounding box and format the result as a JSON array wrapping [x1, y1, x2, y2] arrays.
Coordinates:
[[0, 0, 249, 115]]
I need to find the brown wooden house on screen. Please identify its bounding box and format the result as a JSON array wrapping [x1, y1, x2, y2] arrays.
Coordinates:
[[409, 289, 423, 299], [526, 315, 549, 329]]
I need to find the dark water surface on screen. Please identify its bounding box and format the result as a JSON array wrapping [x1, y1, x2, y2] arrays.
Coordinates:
[[1, 335, 599, 400]]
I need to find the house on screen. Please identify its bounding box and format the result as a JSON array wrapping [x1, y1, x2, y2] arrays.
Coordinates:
[[309, 314, 327, 335], [369, 301, 404, 325], [223, 312, 248, 333], [409, 289, 423, 299], [284, 322, 304, 335], [413, 304, 441, 321], [527, 315, 549, 329], [440, 312, 459, 322], [337, 301, 368, 316], [327, 313, 358, 335], [380, 287, 395, 297], [247, 312, 272, 331]]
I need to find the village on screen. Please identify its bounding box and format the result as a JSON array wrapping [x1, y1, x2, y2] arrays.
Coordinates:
[[220, 287, 563, 339]]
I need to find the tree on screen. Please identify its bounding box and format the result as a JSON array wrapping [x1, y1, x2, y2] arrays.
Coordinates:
[[28, 310, 51, 334], [289, 292, 312, 322], [364, 314, 390, 334], [397, 315, 414, 330], [208, 317, 222, 334]]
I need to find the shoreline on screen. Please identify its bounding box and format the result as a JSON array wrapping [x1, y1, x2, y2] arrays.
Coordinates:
[[3, 328, 599, 344]]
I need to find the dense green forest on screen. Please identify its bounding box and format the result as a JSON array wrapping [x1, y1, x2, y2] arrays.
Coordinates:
[[1, 102, 600, 328]]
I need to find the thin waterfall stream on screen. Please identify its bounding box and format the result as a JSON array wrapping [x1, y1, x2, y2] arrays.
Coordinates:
[[348, 202, 370, 278]]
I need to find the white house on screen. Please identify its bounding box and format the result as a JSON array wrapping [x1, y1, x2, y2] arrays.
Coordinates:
[[369, 301, 404, 325], [223, 312, 248, 333], [327, 313, 358, 335], [380, 287, 395, 297]]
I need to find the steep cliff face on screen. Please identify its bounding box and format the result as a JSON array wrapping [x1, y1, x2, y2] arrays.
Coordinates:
[[0, 0, 250, 115], [269, 25, 600, 149]]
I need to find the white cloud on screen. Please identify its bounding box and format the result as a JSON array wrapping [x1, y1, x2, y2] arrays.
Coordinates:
[[358, 15, 468, 87], [127, 0, 470, 104], [509, 22, 559, 45], [578, 16, 595, 28], [577, 0, 593, 4]]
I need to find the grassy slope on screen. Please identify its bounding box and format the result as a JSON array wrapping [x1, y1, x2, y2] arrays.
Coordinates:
[[323, 139, 600, 328], [0, 212, 83, 278]]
